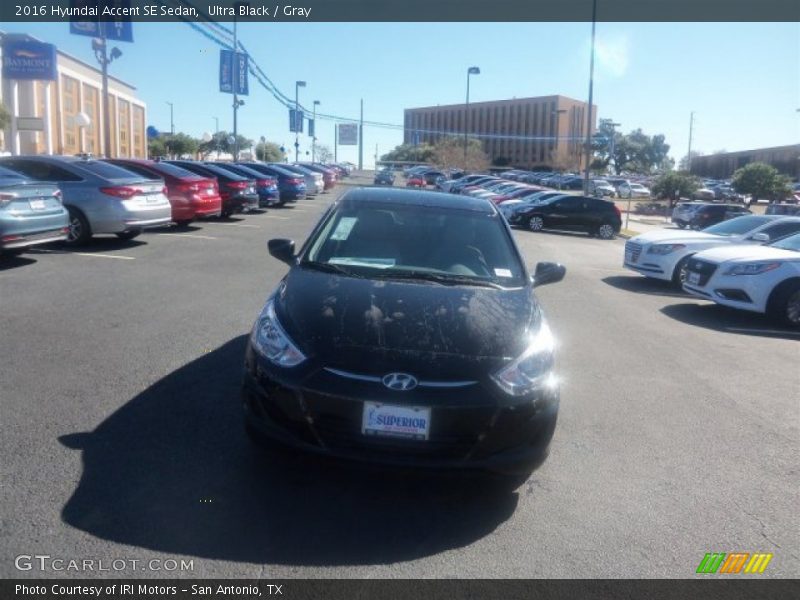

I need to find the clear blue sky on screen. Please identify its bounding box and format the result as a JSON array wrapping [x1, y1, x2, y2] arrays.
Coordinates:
[[4, 21, 800, 166]]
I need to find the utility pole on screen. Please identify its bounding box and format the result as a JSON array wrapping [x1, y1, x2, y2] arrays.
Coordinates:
[[358, 98, 364, 171], [582, 0, 597, 195], [334, 122, 338, 162], [687, 111, 695, 173], [464, 66, 480, 170], [166, 101, 174, 135], [295, 80, 306, 162], [312, 100, 320, 162], [91, 31, 122, 158]]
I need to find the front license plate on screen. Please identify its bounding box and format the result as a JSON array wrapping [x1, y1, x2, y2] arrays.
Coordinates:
[[688, 272, 701, 285], [362, 402, 431, 440], [29, 199, 47, 210]]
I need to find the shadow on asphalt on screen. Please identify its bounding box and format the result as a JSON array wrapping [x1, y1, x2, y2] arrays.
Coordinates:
[[52, 237, 147, 253], [0, 254, 37, 270], [661, 303, 800, 340], [602, 275, 687, 298], [145, 224, 203, 234], [59, 336, 518, 566]]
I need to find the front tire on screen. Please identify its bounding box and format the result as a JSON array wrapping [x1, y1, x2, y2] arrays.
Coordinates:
[[769, 281, 800, 328], [596, 223, 616, 240], [527, 215, 544, 232], [672, 255, 692, 289], [677, 222, 686, 229]]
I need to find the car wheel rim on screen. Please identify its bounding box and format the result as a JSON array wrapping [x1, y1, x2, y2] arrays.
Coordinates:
[[68, 216, 81, 242], [529, 217, 543, 231], [786, 291, 800, 325], [679, 262, 689, 284], [599, 224, 614, 238]]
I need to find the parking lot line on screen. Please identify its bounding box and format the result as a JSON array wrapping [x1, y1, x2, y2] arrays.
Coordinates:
[[27, 248, 136, 260], [203, 222, 262, 228], [155, 233, 217, 240]]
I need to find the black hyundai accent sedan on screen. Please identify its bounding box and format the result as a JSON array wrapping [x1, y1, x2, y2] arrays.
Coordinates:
[[242, 187, 566, 477]]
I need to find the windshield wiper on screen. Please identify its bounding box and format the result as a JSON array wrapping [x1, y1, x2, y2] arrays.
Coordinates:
[[302, 261, 364, 277], [371, 271, 505, 289]]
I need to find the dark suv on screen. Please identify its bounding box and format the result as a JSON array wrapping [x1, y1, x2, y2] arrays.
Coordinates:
[[373, 169, 395, 186], [509, 195, 622, 239], [690, 204, 751, 229]]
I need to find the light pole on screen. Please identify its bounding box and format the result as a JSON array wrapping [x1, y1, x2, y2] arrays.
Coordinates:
[[687, 111, 695, 173], [295, 80, 306, 162], [582, 0, 598, 195], [464, 66, 480, 170], [166, 101, 174, 135], [91, 36, 122, 158], [312, 100, 320, 162], [552, 109, 567, 172]]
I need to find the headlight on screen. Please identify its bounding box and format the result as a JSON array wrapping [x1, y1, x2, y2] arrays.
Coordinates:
[[251, 298, 307, 367], [724, 262, 781, 276], [491, 320, 556, 397], [647, 244, 686, 255]]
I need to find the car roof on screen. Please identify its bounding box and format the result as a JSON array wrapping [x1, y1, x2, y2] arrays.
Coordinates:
[[343, 186, 496, 213]]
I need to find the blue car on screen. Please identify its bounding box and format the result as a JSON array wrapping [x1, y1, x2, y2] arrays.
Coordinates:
[[208, 162, 280, 207], [0, 165, 69, 256], [237, 162, 307, 204]]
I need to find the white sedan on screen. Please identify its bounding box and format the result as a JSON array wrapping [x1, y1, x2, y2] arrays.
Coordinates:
[[682, 232, 800, 327], [623, 215, 800, 288], [617, 182, 651, 199]]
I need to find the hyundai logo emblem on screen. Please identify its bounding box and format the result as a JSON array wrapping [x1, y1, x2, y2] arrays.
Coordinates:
[[382, 372, 418, 391]]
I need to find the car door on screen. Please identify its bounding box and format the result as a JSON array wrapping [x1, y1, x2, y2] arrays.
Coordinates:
[[543, 196, 582, 230]]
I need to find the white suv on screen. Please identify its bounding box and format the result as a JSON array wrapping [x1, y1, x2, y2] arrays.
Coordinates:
[[683, 232, 800, 327], [623, 215, 800, 288]]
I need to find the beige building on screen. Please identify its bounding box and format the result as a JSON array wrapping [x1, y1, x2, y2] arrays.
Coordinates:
[[0, 32, 147, 158], [404, 95, 596, 170]]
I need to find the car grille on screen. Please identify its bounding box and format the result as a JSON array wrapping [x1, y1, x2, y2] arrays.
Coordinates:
[[625, 241, 642, 263], [687, 259, 718, 286]]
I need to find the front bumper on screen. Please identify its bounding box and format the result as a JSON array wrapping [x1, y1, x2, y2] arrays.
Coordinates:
[[241, 347, 559, 475]]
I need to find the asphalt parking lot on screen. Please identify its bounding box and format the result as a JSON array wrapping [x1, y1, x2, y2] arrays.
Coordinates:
[[1, 182, 798, 579]]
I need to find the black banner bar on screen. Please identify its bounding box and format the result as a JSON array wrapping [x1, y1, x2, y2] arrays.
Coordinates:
[[3, 579, 800, 600], [1, 0, 799, 23]]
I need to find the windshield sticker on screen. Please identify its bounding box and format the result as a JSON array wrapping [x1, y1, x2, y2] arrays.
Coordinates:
[[494, 268, 513, 278], [330, 217, 357, 241], [329, 257, 396, 269]]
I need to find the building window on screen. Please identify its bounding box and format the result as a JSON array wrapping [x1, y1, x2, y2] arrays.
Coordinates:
[[118, 98, 130, 157], [61, 75, 79, 154]]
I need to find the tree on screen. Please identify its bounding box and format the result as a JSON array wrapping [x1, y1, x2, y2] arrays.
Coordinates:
[[650, 171, 701, 207], [732, 162, 792, 203], [591, 121, 672, 175], [432, 137, 489, 172], [381, 143, 436, 164], [316, 144, 333, 163], [255, 141, 284, 162], [678, 150, 704, 172], [148, 136, 167, 158], [198, 131, 253, 158], [161, 133, 198, 158]]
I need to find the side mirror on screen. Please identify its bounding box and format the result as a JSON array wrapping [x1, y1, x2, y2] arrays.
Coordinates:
[[532, 262, 566, 288], [268, 238, 296, 265], [750, 232, 769, 243]]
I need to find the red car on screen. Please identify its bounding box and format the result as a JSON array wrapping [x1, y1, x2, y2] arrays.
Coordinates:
[[104, 159, 222, 226], [406, 174, 426, 188], [299, 163, 337, 191]]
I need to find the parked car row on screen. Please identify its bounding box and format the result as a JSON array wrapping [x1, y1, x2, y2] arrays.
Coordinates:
[[671, 201, 752, 229], [624, 214, 800, 327], [0, 154, 342, 253]]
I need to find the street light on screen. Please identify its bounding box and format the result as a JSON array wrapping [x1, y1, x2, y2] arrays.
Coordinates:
[[464, 66, 480, 170], [295, 81, 306, 162], [91, 37, 122, 157], [166, 101, 174, 135], [582, 0, 598, 195], [312, 100, 320, 162]]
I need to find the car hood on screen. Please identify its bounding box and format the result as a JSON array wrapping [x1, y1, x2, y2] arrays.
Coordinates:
[[274, 267, 538, 377], [631, 229, 726, 245], [693, 244, 800, 264]]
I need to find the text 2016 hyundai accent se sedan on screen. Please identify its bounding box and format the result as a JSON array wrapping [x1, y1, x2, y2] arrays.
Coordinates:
[[242, 188, 566, 480]]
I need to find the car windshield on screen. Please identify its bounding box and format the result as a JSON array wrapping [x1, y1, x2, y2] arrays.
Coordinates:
[[303, 200, 526, 287], [702, 215, 774, 236], [770, 232, 800, 252]]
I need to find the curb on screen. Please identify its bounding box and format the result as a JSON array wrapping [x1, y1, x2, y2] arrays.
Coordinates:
[[618, 230, 640, 240]]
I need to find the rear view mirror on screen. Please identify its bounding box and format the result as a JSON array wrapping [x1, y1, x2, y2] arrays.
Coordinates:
[[532, 262, 566, 287], [268, 238, 296, 265], [751, 233, 770, 243]]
